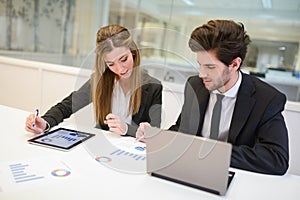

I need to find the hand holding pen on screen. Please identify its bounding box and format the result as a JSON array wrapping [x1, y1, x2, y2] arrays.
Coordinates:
[[25, 108, 47, 134], [135, 122, 150, 143], [32, 108, 39, 127]]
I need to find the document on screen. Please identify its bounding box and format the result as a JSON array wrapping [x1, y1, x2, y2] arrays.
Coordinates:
[[0, 156, 76, 192], [84, 132, 147, 174]]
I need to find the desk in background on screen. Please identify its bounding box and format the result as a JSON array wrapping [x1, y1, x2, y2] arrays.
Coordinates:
[[0, 105, 299, 200]]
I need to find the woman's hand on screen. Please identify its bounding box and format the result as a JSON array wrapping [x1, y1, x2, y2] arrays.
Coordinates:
[[135, 122, 150, 143], [104, 113, 128, 135], [25, 114, 47, 134]]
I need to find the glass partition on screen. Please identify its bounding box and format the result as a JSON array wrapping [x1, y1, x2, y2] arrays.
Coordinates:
[[0, 0, 300, 101]]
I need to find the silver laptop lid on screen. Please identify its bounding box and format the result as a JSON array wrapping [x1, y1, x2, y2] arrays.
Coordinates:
[[146, 126, 232, 195]]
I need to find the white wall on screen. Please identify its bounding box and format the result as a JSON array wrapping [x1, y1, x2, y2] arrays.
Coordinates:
[[283, 103, 300, 175], [0, 56, 90, 113]]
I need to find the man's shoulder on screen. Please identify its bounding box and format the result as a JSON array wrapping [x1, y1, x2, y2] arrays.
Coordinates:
[[187, 75, 202, 84], [243, 73, 276, 91], [186, 75, 205, 89], [242, 73, 286, 99]]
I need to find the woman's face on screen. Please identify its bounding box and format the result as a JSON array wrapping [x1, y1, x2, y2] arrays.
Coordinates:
[[104, 46, 134, 79]]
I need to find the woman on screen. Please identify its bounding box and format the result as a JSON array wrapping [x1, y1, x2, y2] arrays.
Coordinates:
[[25, 24, 162, 137]]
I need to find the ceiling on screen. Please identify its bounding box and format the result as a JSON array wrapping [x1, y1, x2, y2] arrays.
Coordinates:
[[137, 0, 300, 22], [110, 0, 300, 42]]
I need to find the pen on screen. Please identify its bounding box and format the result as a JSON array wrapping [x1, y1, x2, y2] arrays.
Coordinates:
[[32, 108, 39, 127], [135, 135, 145, 143]]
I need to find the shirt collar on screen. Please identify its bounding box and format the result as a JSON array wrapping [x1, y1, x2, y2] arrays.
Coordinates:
[[212, 71, 242, 98], [114, 80, 131, 97]]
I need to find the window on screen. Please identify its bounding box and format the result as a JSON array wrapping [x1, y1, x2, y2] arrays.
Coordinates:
[[1, 0, 300, 100]]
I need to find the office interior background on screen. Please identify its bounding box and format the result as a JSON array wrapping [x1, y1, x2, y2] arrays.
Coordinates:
[[1, 0, 300, 108], [0, 0, 300, 176]]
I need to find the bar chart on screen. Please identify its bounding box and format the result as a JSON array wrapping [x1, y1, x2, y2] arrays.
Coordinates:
[[110, 148, 146, 161], [9, 163, 45, 183], [0, 157, 75, 192]]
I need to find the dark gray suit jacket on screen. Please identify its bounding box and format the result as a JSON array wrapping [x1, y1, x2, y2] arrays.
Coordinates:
[[169, 72, 289, 175], [42, 71, 162, 137]]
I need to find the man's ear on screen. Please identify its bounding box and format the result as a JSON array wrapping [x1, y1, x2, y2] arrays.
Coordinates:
[[230, 57, 242, 70]]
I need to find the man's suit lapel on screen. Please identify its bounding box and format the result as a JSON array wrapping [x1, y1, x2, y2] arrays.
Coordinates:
[[196, 81, 209, 135], [179, 77, 209, 135], [228, 73, 256, 143]]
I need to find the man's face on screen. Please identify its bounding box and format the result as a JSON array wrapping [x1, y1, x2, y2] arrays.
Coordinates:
[[196, 50, 238, 93]]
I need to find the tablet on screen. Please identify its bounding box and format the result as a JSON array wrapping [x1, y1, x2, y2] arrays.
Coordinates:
[[28, 127, 95, 151]]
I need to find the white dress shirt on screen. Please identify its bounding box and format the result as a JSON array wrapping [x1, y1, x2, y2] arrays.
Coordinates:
[[201, 71, 242, 141], [111, 81, 132, 125]]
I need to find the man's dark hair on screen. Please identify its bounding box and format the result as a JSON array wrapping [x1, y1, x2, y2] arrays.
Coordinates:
[[189, 19, 251, 66]]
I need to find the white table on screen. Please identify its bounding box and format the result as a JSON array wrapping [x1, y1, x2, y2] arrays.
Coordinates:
[[0, 105, 299, 200]]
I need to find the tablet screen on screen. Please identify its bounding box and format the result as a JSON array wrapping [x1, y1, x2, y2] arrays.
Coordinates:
[[28, 128, 95, 151]]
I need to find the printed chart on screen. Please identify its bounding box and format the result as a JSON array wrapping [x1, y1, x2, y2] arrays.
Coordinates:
[[110, 148, 146, 161], [91, 136, 147, 173], [0, 157, 74, 192], [95, 148, 146, 163], [9, 163, 45, 183]]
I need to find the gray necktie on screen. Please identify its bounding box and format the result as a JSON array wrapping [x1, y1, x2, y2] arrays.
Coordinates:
[[210, 94, 224, 140]]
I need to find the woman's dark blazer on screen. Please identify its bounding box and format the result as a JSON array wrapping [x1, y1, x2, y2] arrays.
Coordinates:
[[42, 71, 162, 137]]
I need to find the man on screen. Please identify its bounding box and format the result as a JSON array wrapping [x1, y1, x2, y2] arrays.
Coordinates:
[[169, 20, 289, 175]]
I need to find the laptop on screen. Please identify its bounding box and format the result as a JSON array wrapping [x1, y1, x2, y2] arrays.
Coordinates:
[[145, 127, 235, 196]]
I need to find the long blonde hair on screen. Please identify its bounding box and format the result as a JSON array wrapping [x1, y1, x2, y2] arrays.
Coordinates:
[[92, 24, 142, 126]]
